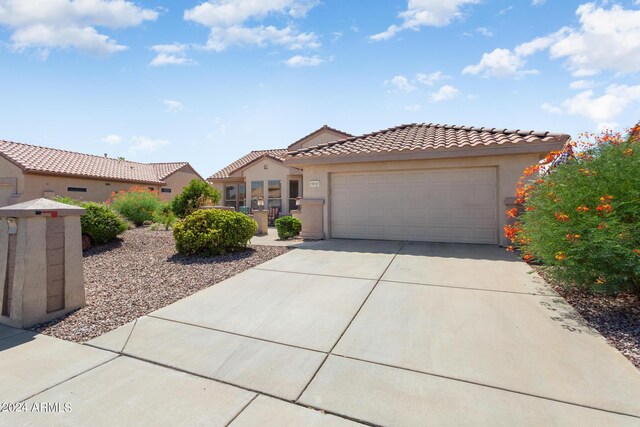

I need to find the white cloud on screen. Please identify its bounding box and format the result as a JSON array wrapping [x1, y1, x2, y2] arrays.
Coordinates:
[[149, 53, 195, 66], [404, 104, 422, 112], [463, 48, 538, 78], [499, 5, 514, 15], [284, 54, 324, 67], [371, 0, 481, 41], [429, 84, 460, 102], [542, 84, 640, 129], [163, 99, 184, 112], [546, 3, 640, 76], [102, 134, 123, 145], [471, 3, 640, 78], [569, 79, 595, 90], [476, 27, 493, 37], [387, 75, 415, 92], [0, 0, 157, 56], [205, 25, 319, 52], [532, 0, 545, 6], [184, 0, 320, 51], [331, 31, 343, 41], [129, 136, 170, 154], [513, 28, 568, 56], [149, 43, 196, 66], [416, 71, 449, 86]]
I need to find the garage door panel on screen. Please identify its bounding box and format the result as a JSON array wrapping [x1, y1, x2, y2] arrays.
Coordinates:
[[475, 207, 497, 220], [331, 168, 498, 244], [452, 228, 473, 240]]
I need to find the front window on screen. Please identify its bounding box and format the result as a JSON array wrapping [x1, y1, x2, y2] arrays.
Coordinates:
[[251, 181, 264, 210], [268, 180, 281, 211], [224, 185, 237, 208], [289, 179, 300, 211], [224, 183, 247, 210]]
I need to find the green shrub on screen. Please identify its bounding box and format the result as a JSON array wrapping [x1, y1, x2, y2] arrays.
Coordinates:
[[170, 180, 221, 218], [108, 186, 164, 226], [54, 197, 127, 245], [507, 126, 640, 293], [81, 202, 129, 244], [173, 209, 257, 256], [275, 216, 302, 240], [154, 204, 176, 230]]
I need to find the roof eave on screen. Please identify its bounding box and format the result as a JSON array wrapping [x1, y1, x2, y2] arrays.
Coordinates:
[[24, 170, 166, 186], [284, 140, 566, 167]]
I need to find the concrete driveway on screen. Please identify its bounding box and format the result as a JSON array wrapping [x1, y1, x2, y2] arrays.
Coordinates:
[[2, 240, 640, 426]]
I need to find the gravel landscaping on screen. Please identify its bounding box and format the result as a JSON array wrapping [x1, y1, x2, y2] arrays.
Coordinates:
[[536, 267, 640, 370], [30, 227, 289, 343]]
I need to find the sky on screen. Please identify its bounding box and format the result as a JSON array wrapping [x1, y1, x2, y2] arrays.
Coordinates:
[[1, 0, 639, 178]]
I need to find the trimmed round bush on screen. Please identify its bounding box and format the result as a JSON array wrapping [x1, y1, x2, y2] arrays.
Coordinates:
[[81, 202, 129, 245], [507, 126, 640, 293], [173, 209, 257, 256], [108, 186, 164, 226], [55, 197, 127, 245], [275, 216, 302, 240]]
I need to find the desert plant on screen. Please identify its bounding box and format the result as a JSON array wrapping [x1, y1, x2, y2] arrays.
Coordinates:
[[54, 197, 127, 245], [154, 204, 176, 230], [173, 209, 257, 256], [275, 216, 302, 240], [108, 186, 164, 226], [170, 179, 221, 218], [506, 125, 640, 293]]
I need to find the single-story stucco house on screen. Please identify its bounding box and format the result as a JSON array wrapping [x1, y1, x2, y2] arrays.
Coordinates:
[[208, 125, 352, 214], [285, 123, 570, 247], [0, 139, 205, 207]]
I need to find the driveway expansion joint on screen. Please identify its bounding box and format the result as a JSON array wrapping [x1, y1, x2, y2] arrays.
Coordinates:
[[19, 355, 119, 403], [330, 353, 640, 420], [380, 278, 557, 297], [145, 314, 328, 354], [294, 242, 407, 403], [114, 353, 378, 426], [252, 266, 380, 281]]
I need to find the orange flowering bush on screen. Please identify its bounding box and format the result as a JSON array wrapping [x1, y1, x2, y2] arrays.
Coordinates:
[[506, 124, 640, 293], [108, 186, 165, 226]]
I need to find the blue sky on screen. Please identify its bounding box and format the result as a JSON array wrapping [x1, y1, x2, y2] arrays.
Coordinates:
[[1, 0, 639, 177]]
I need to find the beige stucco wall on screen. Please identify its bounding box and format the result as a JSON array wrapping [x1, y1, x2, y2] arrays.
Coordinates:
[[289, 129, 351, 151], [224, 157, 302, 214], [299, 153, 540, 246], [160, 168, 205, 201], [22, 174, 162, 203], [0, 157, 24, 207]]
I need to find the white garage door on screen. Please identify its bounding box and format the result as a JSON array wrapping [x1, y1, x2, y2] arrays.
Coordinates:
[[330, 168, 498, 244]]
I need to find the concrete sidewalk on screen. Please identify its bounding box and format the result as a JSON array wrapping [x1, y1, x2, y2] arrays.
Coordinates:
[[2, 240, 640, 426]]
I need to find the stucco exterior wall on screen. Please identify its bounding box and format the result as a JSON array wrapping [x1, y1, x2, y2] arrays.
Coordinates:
[[0, 157, 24, 207], [288, 129, 351, 151], [160, 169, 205, 201], [226, 157, 302, 214], [299, 153, 540, 246], [22, 174, 161, 203]]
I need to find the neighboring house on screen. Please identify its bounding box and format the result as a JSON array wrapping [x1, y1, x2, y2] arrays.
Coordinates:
[[286, 123, 570, 246], [0, 139, 205, 207], [208, 125, 353, 215]]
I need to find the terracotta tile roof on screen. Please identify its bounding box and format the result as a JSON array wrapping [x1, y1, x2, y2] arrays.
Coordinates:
[[150, 162, 190, 180], [287, 124, 353, 149], [0, 139, 195, 185], [208, 149, 288, 180], [287, 123, 571, 158]]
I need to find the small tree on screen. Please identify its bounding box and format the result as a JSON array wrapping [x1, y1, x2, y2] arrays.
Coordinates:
[[170, 179, 220, 218]]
